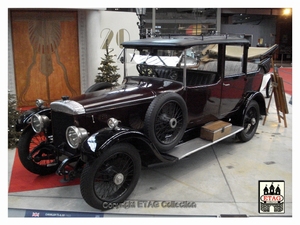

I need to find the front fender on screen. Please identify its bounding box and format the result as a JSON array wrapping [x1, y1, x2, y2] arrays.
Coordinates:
[[80, 127, 177, 166], [16, 107, 51, 131]]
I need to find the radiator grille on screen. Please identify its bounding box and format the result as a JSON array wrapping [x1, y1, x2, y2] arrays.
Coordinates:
[[51, 111, 75, 154]]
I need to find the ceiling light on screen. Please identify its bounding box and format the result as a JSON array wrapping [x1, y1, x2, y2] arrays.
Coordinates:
[[283, 8, 291, 16]]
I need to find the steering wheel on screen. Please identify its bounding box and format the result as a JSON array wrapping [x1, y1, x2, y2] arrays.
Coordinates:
[[136, 64, 157, 77]]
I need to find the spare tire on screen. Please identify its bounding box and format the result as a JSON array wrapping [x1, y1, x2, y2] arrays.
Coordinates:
[[144, 92, 188, 152], [85, 82, 113, 93]]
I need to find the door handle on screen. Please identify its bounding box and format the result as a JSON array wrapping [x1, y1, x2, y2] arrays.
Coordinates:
[[223, 83, 230, 86]]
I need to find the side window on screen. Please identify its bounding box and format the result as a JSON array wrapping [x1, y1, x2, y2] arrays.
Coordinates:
[[224, 45, 244, 77], [196, 44, 218, 72], [186, 44, 220, 86]]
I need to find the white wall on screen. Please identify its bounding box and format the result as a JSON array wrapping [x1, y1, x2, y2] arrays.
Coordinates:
[[85, 10, 139, 90]]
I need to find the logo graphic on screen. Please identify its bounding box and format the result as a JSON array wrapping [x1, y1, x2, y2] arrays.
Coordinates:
[[259, 180, 285, 214], [31, 212, 40, 217]]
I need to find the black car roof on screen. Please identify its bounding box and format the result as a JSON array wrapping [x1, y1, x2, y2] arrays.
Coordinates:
[[122, 35, 250, 49]]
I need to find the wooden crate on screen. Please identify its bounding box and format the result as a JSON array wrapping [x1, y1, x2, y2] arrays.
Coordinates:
[[200, 120, 232, 142]]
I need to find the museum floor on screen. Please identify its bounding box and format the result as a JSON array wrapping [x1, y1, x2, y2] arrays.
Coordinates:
[[7, 64, 293, 218]]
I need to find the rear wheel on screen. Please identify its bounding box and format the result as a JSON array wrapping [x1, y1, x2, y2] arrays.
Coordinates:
[[80, 143, 141, 210], [237, 100, 260, 142], [266, 79, 273, 98]]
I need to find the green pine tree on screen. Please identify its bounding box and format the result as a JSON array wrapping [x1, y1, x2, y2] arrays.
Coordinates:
[[95, 41, 120, 85], [8, 91, 21, 149]]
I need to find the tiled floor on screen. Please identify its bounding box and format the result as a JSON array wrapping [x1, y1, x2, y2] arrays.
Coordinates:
[[8, 93, 293, 218]]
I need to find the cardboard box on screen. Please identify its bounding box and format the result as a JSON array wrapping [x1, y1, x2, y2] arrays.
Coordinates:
[[200, 120, 232, 142]]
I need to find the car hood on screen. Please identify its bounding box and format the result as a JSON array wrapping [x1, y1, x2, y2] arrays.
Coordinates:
[[55, 76, 184, 115]]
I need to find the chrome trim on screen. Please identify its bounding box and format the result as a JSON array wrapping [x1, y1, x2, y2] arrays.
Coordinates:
[[85, 95, 155, 113], [50, 100, 85, 115], [35, 99, 45, 108], [107, 118, 120, 130]]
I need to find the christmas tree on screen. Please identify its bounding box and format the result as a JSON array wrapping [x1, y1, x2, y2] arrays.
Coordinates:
[[8, 91, 21, 149], [95, 40, 120, 85]]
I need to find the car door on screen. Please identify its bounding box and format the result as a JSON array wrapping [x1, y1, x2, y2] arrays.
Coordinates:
[[219, 44, 248, 117], [185, 68, 222, 126]]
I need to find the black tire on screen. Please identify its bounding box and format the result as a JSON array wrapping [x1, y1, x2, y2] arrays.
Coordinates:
[[144, 92, 188, 152], [17, 127, 59, 175], [237, 100, 260, 142], [266, 79, 273, 98], [85, 82, 113, 93], [80, 143, 141, 210]]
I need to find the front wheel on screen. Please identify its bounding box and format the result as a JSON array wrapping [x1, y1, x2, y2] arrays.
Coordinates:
[[237, 100, 260, 142], [80, 143, 141, 210], [17, 127, 59, 175]]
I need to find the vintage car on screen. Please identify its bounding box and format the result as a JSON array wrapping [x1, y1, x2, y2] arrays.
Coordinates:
[[16, 35, 278, 210]]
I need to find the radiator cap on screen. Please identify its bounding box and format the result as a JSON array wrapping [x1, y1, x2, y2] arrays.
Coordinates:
[[61, 96, 69, 101]]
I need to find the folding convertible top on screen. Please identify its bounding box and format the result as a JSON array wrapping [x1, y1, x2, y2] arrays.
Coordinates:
[[208, 44, 278, 60]]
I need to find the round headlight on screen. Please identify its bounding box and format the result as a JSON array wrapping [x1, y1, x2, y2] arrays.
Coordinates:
[[31, 114, 50, 133], [66, 126, 88, 149]]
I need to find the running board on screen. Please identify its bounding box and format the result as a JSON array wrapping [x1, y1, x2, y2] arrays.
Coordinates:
[[165, 126, 244, 160]]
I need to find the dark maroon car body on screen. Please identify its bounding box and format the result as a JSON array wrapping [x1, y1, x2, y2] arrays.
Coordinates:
[[16, 35, 278, 210]]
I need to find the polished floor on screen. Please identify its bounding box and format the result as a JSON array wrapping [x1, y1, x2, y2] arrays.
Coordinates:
[[8, 92, 293, 218]]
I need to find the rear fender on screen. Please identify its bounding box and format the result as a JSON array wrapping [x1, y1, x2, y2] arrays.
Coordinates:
[[232, 91, 266, 126], [244, 91, 266, 116], [81, 127, 177, 166]]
